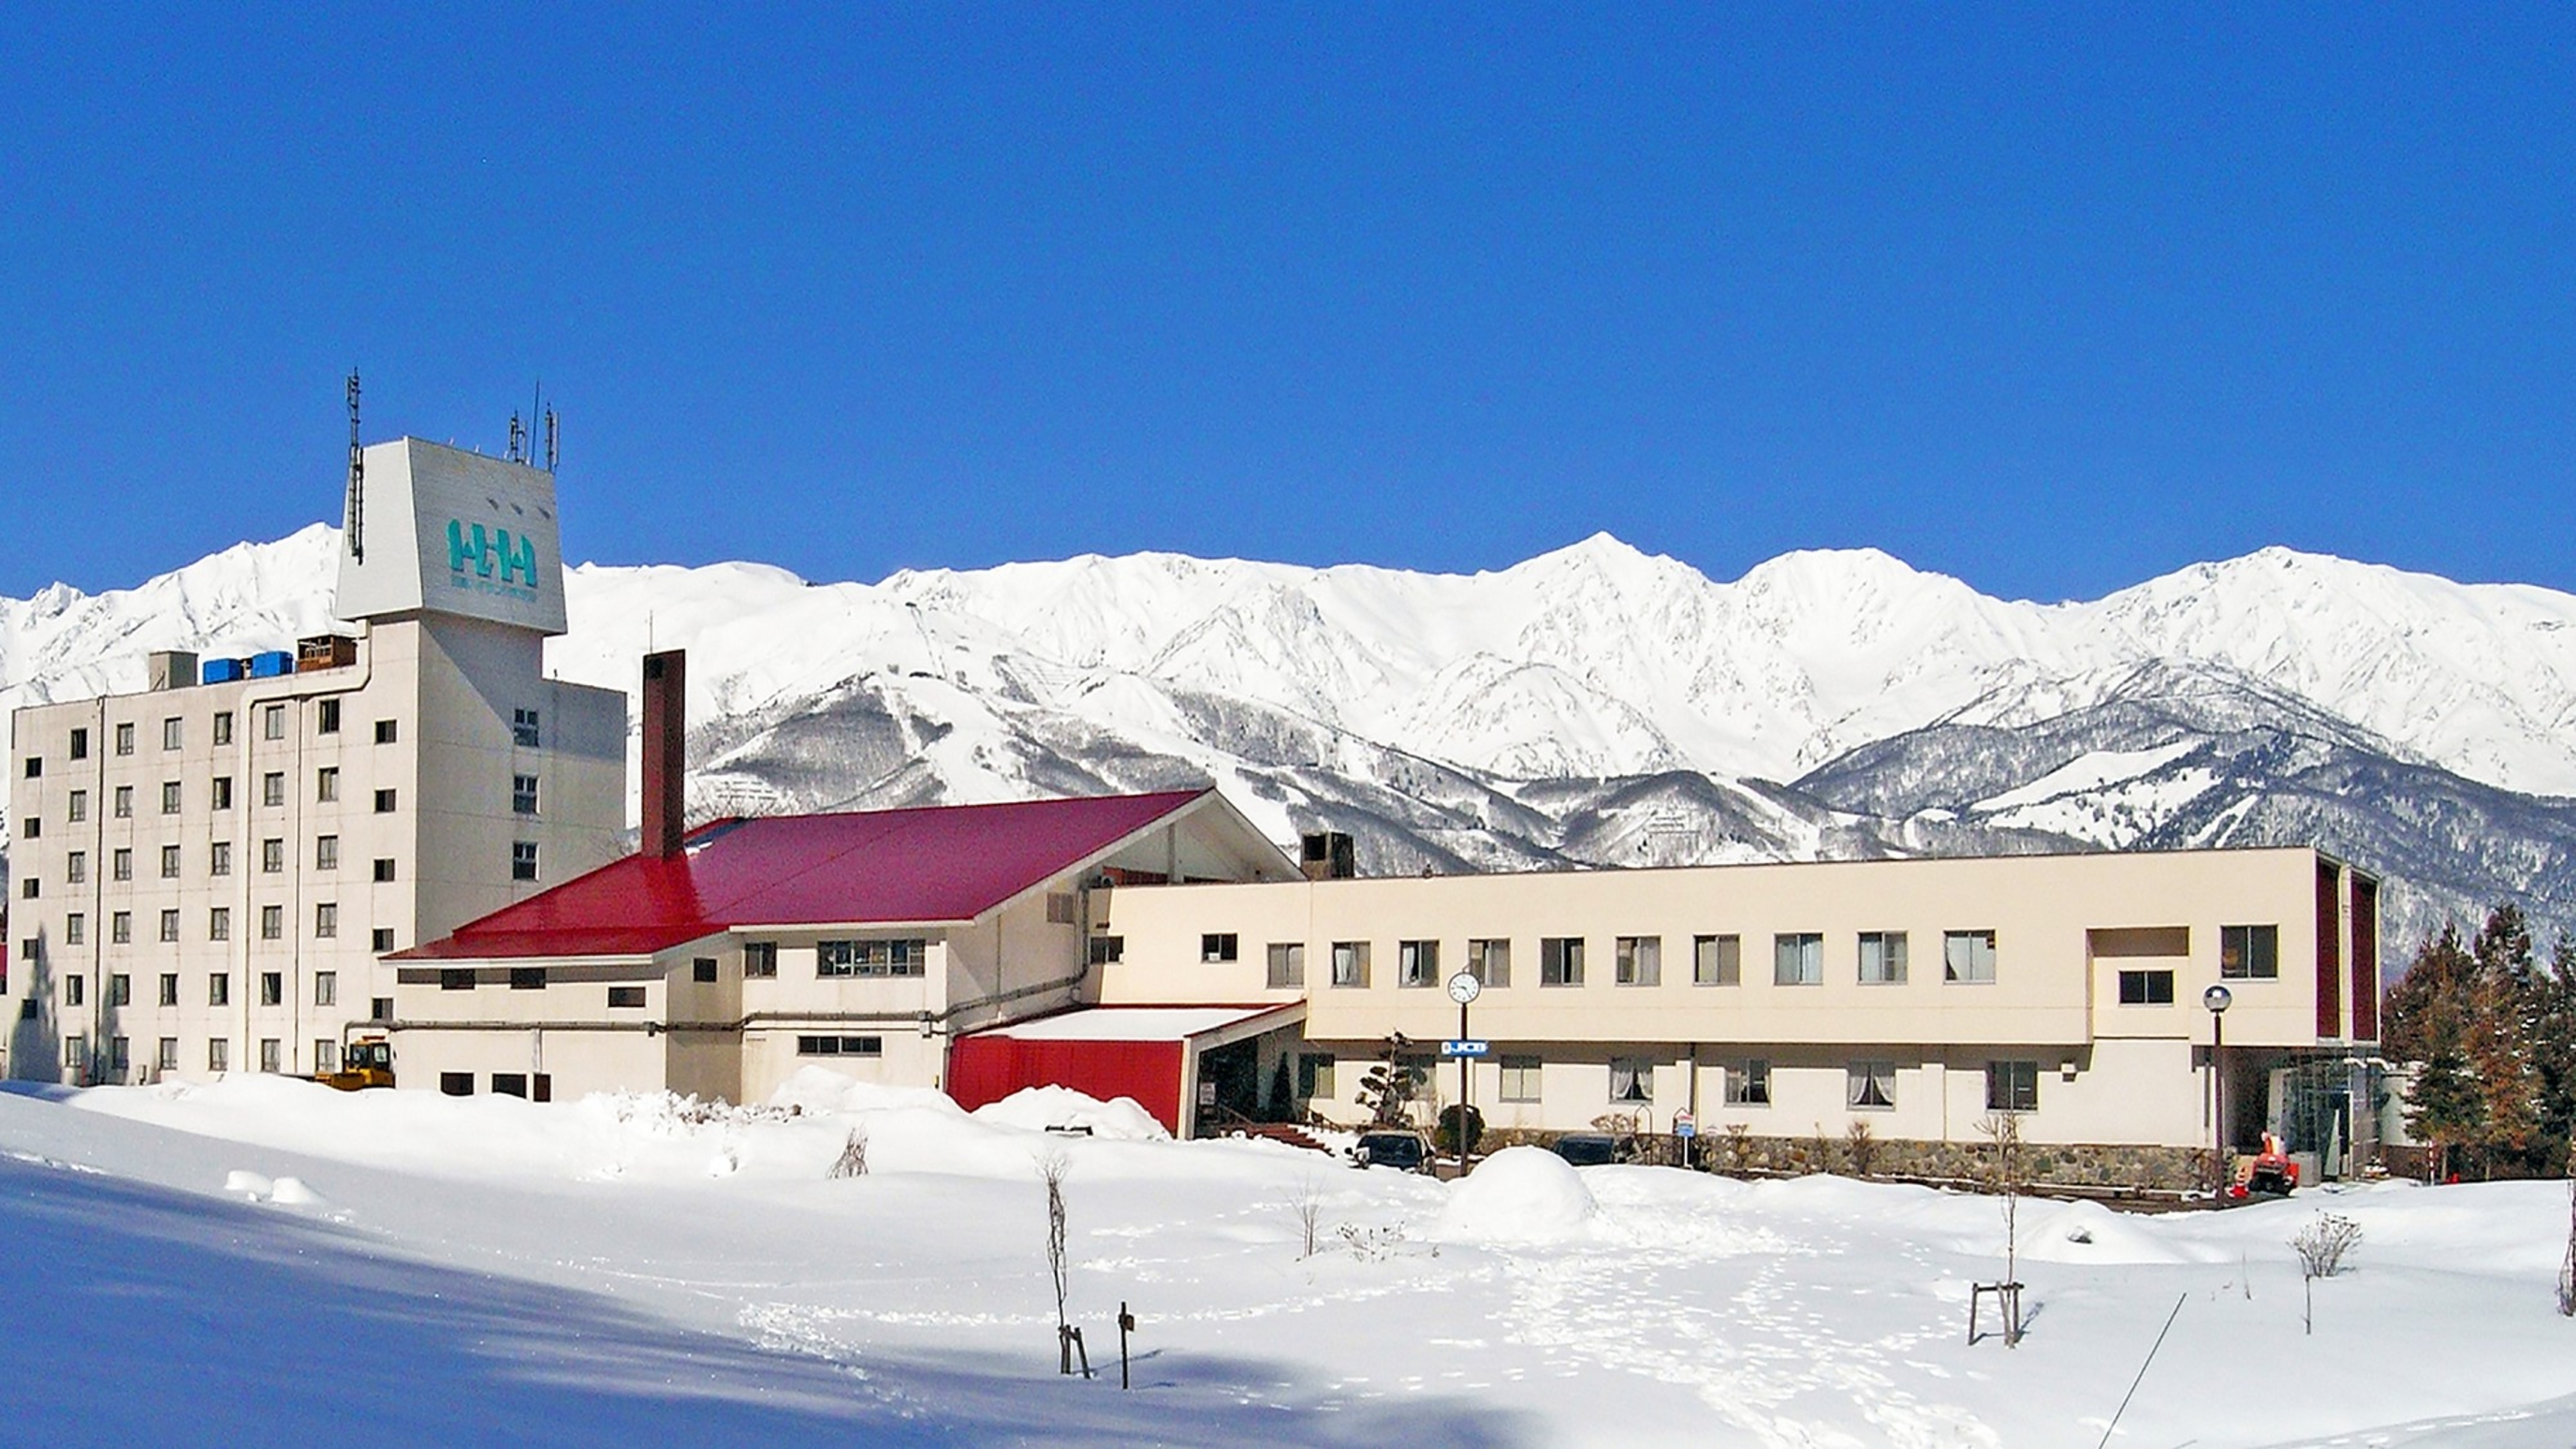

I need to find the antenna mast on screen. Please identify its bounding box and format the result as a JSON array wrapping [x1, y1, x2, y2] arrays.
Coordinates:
[[344, 370, 364, 562], [507, 411, 526, 464], [544, 404, 559, 471]]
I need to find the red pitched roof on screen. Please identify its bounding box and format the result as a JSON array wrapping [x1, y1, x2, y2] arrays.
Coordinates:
[[397, 789, 1212, 961]]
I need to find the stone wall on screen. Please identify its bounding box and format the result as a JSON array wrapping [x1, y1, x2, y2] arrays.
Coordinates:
[[1481, 1124, 2215, 1194]]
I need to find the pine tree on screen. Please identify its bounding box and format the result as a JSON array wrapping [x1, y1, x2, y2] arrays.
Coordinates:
[[2388, 924, 2484, 1174]]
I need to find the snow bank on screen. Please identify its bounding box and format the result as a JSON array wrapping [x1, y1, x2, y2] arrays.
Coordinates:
[[969, 1086, 1169, 1141], [764, 1066, 964, 1118], [1432, 1146, 1596, 1244]]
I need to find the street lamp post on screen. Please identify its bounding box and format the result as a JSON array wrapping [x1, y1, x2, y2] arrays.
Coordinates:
[[2203, 984, 2233, 1199]]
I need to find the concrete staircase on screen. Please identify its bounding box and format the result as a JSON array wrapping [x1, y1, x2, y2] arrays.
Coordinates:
[[1231, 1121, 1333, 1154]]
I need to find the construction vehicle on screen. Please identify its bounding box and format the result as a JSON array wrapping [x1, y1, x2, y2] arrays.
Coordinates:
[[315, 1036, 394, 1091], [2229, 1132, 2301, 1200]]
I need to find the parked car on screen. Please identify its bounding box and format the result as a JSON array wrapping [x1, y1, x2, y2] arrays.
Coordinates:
[[1551, 1133, 1625, 1166], [1350, 1128, 1435, 1173]]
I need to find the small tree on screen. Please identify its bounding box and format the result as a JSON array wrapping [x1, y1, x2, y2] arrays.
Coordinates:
[[1977, 1112, 2026, 1346], [1844, 1118, 1881, 1178], [1287, 1178, 1325, 1261], [828, 1125, 870, 1178], [2291, 1211, 2363, 1335], [2558, 1164, 2576, 1317], [1355, 1038, 1425, 1126], [1040, 1151, 1075, 1371]]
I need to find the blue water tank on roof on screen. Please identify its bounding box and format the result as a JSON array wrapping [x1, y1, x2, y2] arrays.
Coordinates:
[[201, 658, 246, 684], [247, 651, 294, 679]]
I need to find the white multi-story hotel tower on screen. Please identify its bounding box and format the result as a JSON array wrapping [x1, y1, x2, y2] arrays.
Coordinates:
[[4, 438, 625, 1084]]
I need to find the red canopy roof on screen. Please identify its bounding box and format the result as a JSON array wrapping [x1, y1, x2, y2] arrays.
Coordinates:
[[397, 789, 1212, 961]]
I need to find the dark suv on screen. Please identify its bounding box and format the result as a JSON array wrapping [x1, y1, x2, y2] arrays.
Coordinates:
[[1350, 1129, 1435, 1173]]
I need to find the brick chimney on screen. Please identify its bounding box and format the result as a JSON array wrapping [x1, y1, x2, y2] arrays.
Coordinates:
[[640, 650, 686, 858]]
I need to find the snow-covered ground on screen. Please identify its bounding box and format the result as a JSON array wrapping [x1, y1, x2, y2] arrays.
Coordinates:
[[4, 1076, 2572, 1447]]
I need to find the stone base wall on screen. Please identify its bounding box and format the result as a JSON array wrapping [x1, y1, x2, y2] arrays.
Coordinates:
[[1479, 1125, 2215, 1194]]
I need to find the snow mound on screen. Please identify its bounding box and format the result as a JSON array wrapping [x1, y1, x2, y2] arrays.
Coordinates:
[[267, 1176, 324, 1207], [1432, 1147, 1597, 1244], [969, 1086, 1169, 1141], [2014, 1198, 2193, 1265], [223, 1169, 272, 1197], [765, 1066, 965, 1118]]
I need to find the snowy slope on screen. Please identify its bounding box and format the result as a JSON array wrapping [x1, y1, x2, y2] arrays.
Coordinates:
[[7, 1076, 2576, 1447], [5, 527, 2574, 947]]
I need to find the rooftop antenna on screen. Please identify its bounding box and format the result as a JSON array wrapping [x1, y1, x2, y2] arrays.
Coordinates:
[[544, 403, 559, 471], [344, 370, 365, 562], [506, 410, 526, 464]]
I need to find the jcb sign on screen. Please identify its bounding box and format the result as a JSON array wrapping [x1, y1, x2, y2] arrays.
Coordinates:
[[446, 520, 541, 599]]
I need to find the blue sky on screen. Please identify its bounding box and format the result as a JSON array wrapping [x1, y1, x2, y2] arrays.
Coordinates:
[[1, 7, 2569, 602]]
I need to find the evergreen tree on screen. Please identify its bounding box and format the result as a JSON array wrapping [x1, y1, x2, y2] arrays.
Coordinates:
[[2388, 924, 2484, 1173]]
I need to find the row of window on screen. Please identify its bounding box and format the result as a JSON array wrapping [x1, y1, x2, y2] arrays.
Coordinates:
[[1198, 924, 2285, 989], [59, 1033, 345, 1076], [23, 836, 540, 905], [28, 707, 402, 779], [438, 1070, 554, 1098], [24, 903, 397, 956], [54, 969, 344, 1009], [1296, 1053, 2045, 1112], [433, 971, 649, 1009], [21, 768, 539, 832]]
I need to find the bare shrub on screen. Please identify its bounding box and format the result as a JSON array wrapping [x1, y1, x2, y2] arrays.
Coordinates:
[[828, 1126, 869, 1179], [1040, 1150, 1073, 1369], [1720, 1121, 1755, 1173], [1976, 1112, 2026, 1347], [1288, 1178, 1325, 1260], [2292, 1212, 2363, 1279], [2560, 1173, 2576, 1317], [1844, 1118, 1880, 1178]]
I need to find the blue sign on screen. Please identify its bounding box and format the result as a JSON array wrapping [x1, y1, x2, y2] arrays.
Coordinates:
[[1440, 1039, 1490, 1058]]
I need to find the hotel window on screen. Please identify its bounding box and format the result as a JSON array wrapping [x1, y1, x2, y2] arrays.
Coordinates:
[[373, 788, 397, 814], [1398, 940, 1440, 988], [20, 756, 36, 779], [161, 909, 183, 943], [156, 1038, 178, 1073], [796, 1035, 884, 1057], [66, 851, 87, 886], [2117, 969, 2175, 1005], [212, 776, 233, 811], [213, 711, 233, 746], [511, 841, 539, 881], [1986, 1061, 2040, 1113], [1943, 929, 1998, 984], [315, 1040, 338, 1075], [66, 789, 87, 822], [511, 709, 541, 747], [261, 838, 285, 874], [1201, 933, 1239, 964], [1467, 938, 1511, 988], [743, 943, 779, 978], [263, 773, 285, 808], [1693, 934, 1741, 987], [510, 967, 546, 990], [112, 848, 133, 882], [20, 816, 35, 840], [208, 973, 230, 1006], [1329, 941, 1370, 988], [115, 915, 135, 947], [113, 785, 133, 819], [372, 930, 395, 954], [263, 704, 285, 740], [373, 858, 397, 883], [258, 1039, 281, 1074], [374, 719, 398, 744], [162, 717, 182, 751], [114, 723, 134, 756], [314, 971, 336, 1006], [1265, 943, 1304, 989], [157, 973, 177, 1005], [816, 939, 929, 978], [2220, 925, 2280, 980], [62, 975, 83, 1007], [441, 969, 476, 991], [259, 970, 283, 1004], [208, 1038, 230, 1073], [1725, 1060, 1772, 1106], [107, 1036, 130, 1076], [66, 914, 86, 946], [210, 841, 233, 876], [316, 767, 339, 804], [608, 986, 647, 1010], [16, 874, 33, 898], [1774, 933, 1823, 986], [68, 727, 87, 760], [1858, 931, 1908, 985], [316, 698, 341, 735], [62, 1035, 87, 1074], [161, 844, 182, 879], [439, 1072, 471, 1096], [315, 836, 338, 871], [1089, 936, 1124, 966], [1297, 1053, 1336, 1099], [160, 782, 183, 814], [207, 908, 230, 942], [693, 958, 719, 983], [315, 903, 338, 939], [1540, 937, 1585, 988], [1615, 936, 1661, 987], [1847, 1060, 1897, 1110], [511, 773, 539, 814], [1499, 1055, 1543, 1103], [1609, 1057, 1654, 1104]]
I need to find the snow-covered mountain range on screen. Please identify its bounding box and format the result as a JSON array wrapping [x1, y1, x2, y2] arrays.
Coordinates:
[[6, 525, 2573, 960]]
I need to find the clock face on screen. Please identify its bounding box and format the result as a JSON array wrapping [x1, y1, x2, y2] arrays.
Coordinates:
[[1445, 971, 1483, 1004]]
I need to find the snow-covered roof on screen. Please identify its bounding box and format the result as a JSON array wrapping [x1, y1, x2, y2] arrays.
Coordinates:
[[961, 1003, 1302, 1043]]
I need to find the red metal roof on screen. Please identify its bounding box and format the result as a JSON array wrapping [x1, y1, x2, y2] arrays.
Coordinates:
[[396, 789, 1213, 961]]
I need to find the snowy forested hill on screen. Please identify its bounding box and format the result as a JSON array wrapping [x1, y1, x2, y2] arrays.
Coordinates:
[[6, 525, 2572, 957]]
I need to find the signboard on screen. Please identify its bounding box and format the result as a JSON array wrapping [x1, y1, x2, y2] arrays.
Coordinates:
[[1440, 1039, 1490, 1058], [335, 438, 569, 636], [1674, 1110, 1697, 1139]]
